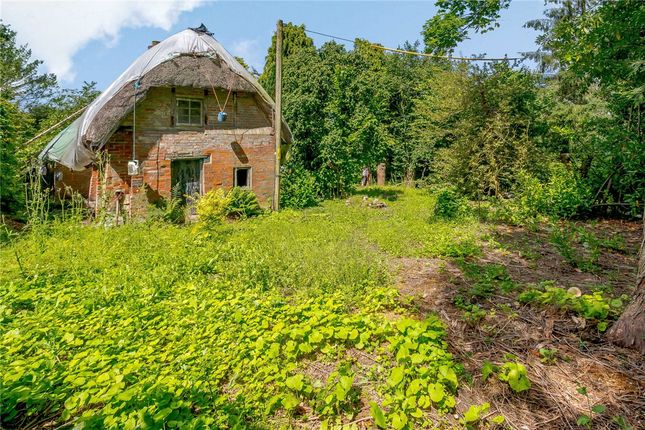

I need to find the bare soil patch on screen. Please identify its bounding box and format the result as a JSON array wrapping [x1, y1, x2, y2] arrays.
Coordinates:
[[394, 220, 644, 430]]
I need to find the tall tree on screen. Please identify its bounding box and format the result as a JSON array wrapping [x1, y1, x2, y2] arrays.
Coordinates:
[[422, 0, 510, 54], [259, 23, 315, 96], [0, 21, 56, 108]]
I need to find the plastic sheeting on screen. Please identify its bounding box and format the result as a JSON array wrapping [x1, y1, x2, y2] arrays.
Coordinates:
[[40, 26, 290, 171]]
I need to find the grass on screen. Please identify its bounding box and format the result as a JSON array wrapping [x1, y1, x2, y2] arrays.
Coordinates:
[[0, 187, 479, 429]]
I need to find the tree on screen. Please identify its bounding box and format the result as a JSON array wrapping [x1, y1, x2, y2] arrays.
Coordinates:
[[529, 0, 645, 351], [526, 0, 644, 213], [259, 23, 315, 96], [0, 21, 56, 108], [0, 97, 33, 212], [607, 211, 645, 354], [422, 0, 510, 54]]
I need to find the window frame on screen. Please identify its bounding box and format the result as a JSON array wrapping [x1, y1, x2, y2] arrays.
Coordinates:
[[176, 98, 203, 126], [234, 166, 252, 188]]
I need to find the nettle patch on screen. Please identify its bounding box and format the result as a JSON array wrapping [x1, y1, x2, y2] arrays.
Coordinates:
[[1, 274, 458, 429]]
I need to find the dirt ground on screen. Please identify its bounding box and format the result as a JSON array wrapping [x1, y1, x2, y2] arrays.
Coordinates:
[[395, 220, 644, 430]]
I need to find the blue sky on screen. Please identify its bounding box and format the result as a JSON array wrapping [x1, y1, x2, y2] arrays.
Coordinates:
[[4, 1, 546, 91]]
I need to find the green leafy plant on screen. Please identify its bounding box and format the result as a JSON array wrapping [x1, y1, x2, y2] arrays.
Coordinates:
[[497, 356, 531, 393], [539, 347, 558, 365], [225, 187, 263, 219], [576, 386, 606, 429], [433, 187, 468, 219], [196, 187, 262, 225], [518, 283, 626, 330]]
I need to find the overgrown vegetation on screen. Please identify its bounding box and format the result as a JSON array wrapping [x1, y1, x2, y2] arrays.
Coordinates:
[[1, 0, 643, 427], [254, 0, 643, 217], [1, 188, 484, 429]]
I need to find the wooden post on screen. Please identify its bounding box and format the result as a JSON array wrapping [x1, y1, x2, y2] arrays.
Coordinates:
[[377, 163, 386, 186], [273, 19, 283, 211]]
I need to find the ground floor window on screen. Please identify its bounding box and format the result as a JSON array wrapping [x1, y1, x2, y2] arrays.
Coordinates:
[[235, 167, 251, 188]]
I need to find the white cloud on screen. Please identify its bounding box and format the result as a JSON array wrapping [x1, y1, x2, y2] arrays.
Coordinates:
[[2, 0, 204, 82]]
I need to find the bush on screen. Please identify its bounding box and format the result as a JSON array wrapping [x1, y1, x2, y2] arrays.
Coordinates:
[[515, 163, 591, 219], [196, 187, 262, 224], [433, 188, 468, 219], [226, 187, 263, 219], [280, 163, 320, 209], [148, 195, 185, 224]]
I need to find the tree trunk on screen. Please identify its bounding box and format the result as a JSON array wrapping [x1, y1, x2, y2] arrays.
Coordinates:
[[607, 210, 645, 354]]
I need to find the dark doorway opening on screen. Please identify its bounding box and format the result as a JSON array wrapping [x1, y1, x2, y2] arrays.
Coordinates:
[[171, 159, 203, 201]]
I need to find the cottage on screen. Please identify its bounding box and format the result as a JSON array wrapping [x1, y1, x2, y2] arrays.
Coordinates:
[[39, 24, 291, 211]]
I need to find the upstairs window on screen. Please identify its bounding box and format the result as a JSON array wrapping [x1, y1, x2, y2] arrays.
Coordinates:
[[177, 99, 202, 126]]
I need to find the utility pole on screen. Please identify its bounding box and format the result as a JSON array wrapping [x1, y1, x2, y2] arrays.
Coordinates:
[[273, 19, 283, 211]]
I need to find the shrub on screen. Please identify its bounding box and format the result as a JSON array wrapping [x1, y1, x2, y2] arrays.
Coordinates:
[[196, 188, 231, 224], [148, 195, 185, 224], [514, 163, 591, 219], [226, 187, 263, 219], [280, 163, 320, 209], [433, 188, 468, 219], [196, 188, 262, 224]]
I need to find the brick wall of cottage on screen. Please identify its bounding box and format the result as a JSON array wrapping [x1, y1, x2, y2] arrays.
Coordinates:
[[83, 86, 276, 209]]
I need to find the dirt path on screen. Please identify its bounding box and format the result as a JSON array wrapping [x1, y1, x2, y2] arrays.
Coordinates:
[[393, 221, 645, 430]]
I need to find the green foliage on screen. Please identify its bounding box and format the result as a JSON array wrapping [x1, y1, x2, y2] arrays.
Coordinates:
[[148, 194, 185, 224], [0, 97, 32, 212], [548, 223, 621, 271], [347, 188, 481, 258], [462, 402, 489, 424], [195, 188, 230, 223], [497, 359, 531, 393], [481, 356, 531, 393], [458, 260, 516, 300], [279, 162, 320, 209], [422, 0, 510, 54], [538, 348, 558, 365], [433, 187, 468, 219], [513, 162, 592, 219], [576, 386, 607, 429], [526, 0, 645, 215], [196, 187, 262, 225], [225, 187, 263, 219], [428, 63, 544, 198], [0, 22, 57, 107], [518, 282, 627, 330], [1, 189, 468, 428]]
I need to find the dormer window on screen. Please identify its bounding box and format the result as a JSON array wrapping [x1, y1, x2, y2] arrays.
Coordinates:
[[177, 99, 202, 126]]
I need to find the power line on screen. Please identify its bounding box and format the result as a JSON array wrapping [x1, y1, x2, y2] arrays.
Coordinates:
[[304, 28, 522, 62]]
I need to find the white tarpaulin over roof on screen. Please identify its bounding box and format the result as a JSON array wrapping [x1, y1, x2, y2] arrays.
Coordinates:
[[40, 25, 291, 171]]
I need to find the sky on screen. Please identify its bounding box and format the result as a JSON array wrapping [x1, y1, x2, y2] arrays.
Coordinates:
[[2, 1, 546, 91]]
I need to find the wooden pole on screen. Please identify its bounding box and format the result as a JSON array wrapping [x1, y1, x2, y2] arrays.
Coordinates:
[[273, 19, 283, 211]]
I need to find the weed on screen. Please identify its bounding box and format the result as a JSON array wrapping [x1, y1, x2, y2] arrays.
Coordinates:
[[458, 261, 517, 300], [549, 223, 608, 272], [539, 347, 558, 365], [518, 282, 627, 330], [0, 192, 463, 428], [576, 386, 606, 429], [481, 356, 531, 393]]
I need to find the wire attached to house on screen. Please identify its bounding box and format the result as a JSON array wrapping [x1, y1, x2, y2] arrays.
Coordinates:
[[24, 105, 88, 147], [132, 79, 141, 161], [304, 28, 522, 62]]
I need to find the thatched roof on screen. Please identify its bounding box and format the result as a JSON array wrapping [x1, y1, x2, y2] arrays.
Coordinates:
[[40, 25, 292, 171]]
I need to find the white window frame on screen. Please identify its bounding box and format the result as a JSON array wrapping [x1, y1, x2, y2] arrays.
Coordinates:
[[176, 98, 203, 126], [234, 167, 252, 188]]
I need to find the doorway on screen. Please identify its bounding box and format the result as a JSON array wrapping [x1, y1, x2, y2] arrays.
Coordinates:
[[171, 158, 203, 201]]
